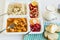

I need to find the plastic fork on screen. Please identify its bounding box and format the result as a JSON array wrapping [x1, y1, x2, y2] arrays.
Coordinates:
[[0, 23, 15, 33]]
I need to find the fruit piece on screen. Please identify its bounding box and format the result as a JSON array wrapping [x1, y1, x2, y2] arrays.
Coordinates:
[[34, 23, 41, 31], [35, 23, 41, 29], [30, 24, 34, 28], [29, 4, 34, 10], [33, 8, 38, 12], [30, 24, 34, 31], [30, 23, 41, 32], [33, 27, 37, 32], [31, 1, 38, 6], [30, 18, 40, 24], [30, 19, 34, 24], [29, 1, 38, 18]]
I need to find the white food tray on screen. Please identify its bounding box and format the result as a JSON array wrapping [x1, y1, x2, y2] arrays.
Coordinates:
[[3, 0, 44, 34]]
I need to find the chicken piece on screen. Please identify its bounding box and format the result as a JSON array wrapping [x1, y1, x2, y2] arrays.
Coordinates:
[[13, 19, 19, 25], [10, 29, 14, 32]]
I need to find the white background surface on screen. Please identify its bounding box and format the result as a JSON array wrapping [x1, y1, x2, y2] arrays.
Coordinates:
[[0, 0, 60, 40]]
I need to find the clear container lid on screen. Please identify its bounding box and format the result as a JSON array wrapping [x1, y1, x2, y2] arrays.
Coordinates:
[[46, 5, 56, 12]]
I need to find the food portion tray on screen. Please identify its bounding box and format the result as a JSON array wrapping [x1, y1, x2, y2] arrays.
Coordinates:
[[3, 0, 44, 34]]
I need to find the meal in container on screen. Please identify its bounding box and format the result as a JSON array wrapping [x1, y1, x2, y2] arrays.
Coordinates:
[[6, 18, 27, 32], [29, 1, 39, 18], [7, 3, 27, 15], [30, 18, 41, 32]]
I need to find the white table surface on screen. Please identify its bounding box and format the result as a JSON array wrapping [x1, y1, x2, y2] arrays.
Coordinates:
[[0, 0, 60, 40]]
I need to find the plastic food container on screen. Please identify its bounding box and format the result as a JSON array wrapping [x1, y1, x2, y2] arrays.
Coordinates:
[[29, 18, 44, 34], [4, 0, 28, 16], [3, 0, 44, 34], [3, 15, 29, 34]]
